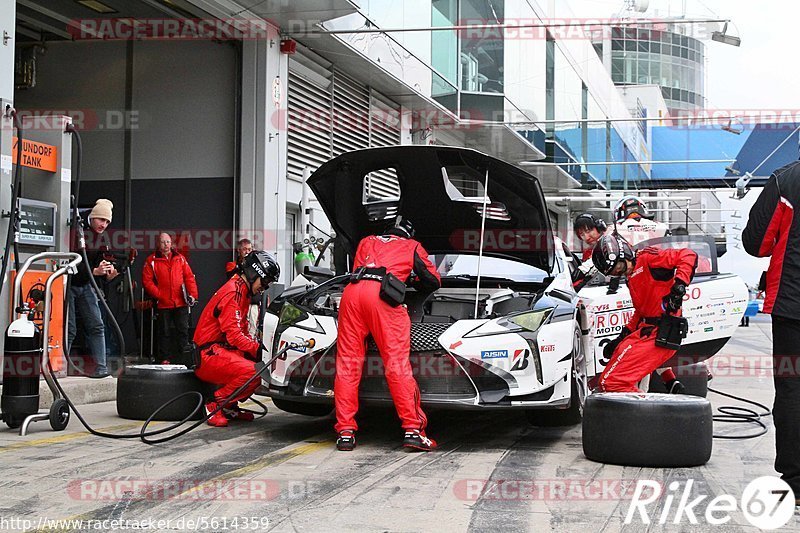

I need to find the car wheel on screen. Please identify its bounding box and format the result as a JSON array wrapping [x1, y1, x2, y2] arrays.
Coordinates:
[[117, 365, 214, 421], [526, 327, 587, 427], [582, 393, 713, 467], [648, 363, 709, 397], [271, 398, 333, 417]]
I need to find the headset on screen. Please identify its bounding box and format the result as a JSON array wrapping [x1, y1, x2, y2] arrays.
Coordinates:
[[573, 213, 608, 235]]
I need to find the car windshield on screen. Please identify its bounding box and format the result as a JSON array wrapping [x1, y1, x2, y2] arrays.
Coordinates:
[[430, 254, 548, 283]]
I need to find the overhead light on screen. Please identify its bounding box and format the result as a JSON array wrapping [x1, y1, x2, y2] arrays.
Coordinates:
[[76, 1, 118, 14], [711, 23, 741, 47]]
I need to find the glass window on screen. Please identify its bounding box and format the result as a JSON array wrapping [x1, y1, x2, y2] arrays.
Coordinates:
[[612, 27, 623, 39], [681, 46, 688, 59], [637, 28, 651, 40], [625, 40, 636, 51], [651, 30, 662, 41], [638, 60, 649, 84], [432, 0, 458, 87], [680, 35, 689, 47], [612, 39, 623, 50], [651, 41, 660, 54], [625, 28, 637, 39], [650, 61, 661, 84], [638, 40, 649, 52], [458, 0, 504, 94], [662, 32, 672, 43]]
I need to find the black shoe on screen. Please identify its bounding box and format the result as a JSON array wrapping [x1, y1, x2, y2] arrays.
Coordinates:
[[336, 430, 356, 451], [402, 430, 437, 451], [666, 379, 687, 394]]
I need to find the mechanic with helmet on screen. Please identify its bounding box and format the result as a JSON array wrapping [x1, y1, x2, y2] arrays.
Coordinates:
[[193, 250, 280, 427], [334, 217, 441, 452], [592, 234, 698, 392], [614, 196, 669, 247]]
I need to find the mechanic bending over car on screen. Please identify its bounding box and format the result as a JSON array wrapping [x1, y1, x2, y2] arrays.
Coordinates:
[[592, 234, 698, 393], [193, 250, 280, 427], [576, 211, 688, 393], [334, 217, 441, 452]]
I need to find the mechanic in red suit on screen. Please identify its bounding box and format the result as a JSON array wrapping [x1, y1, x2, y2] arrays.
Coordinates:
[[194, 250, 280, 427], [592, 234, 698, 392], [334, 217, 441, 452]]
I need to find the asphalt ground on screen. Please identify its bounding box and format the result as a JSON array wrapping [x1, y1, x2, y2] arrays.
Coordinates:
[[1, 315, 798, 532]]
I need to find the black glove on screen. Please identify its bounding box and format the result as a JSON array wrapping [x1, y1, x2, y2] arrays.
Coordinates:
[[663, 280, 687, 314], [603, 326, 631, 359]]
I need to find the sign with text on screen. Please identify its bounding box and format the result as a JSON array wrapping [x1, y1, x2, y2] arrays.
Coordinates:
[[12, 137, 58, 172]]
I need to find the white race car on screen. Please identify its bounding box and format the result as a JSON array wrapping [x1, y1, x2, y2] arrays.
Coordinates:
[[261, 147, 747, 425]]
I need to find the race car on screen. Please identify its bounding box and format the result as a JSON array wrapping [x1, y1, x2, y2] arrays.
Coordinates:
[[260, 146, 747, 425]]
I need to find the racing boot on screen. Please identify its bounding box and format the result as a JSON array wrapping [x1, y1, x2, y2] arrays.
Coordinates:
[[403, 429, 437, 451], [665, 379, 687, 395], [336, 430, 356, 451], [205, 401, 229, 427], [224, 404, 256, 422]]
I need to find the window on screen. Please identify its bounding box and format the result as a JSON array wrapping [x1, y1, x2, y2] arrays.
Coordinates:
[[459, 0, 504, 94]]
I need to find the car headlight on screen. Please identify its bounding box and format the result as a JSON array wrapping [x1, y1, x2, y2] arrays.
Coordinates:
[[463, 308, 554, 338]]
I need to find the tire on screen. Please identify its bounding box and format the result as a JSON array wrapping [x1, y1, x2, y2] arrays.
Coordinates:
[[49, 399, 70, 431], [271, 398, 333, 417], [582, 393, 713, 467], [117, 365, 215, 421], [526, 327, 588, 427], [648, 363, 709, 397]]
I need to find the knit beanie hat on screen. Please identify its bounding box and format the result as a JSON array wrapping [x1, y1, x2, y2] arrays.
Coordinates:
[[89, 199, 113, 222]]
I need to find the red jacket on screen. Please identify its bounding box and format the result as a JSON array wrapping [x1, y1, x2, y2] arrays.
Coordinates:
[[193, 275, 259, 357], [352, 235, 441, 290], [142, 250, 199, 309], [625, 246, 698, 330]]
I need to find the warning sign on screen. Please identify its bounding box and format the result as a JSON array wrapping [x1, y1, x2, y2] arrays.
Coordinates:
[[12, 137, 58, 173]]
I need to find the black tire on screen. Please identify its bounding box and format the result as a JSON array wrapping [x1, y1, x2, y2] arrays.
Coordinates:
[[526, 328, 588, 427], [648, 363, 709, 397], [5, 415, 23, 430], [582, 393, 713, 467], [49, 399, 70, 431], [271, 398, 333, 417], [117, 365, 215, 421]]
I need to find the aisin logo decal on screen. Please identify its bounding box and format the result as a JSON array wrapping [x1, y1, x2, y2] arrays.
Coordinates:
[[510, 349, 529, 372]]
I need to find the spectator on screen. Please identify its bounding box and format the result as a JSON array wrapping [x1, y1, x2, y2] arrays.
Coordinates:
[[68, 198, 116, 378], [742, 161, 800, 506], [226, 238, 253, 278], [142, 232, 199, 365]]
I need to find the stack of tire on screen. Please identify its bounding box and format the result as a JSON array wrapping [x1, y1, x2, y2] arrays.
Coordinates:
[[116, 365, 215, 421]]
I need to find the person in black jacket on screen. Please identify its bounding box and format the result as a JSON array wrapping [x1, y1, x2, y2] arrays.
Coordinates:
[[68, 199, 117, 377], [742, 160, 800, 506]]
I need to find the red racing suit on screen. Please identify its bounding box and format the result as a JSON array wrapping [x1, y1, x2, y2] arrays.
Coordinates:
[[334, 234, 441, 433], [193, 276, 261, 404], [599, 247, 698, 392]]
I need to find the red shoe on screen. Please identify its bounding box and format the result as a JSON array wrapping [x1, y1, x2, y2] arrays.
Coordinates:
[[223, 405, 255, 422], [205, 402, 228, 427], [403, 430, 437, 451], [161, 360, 171, 365]]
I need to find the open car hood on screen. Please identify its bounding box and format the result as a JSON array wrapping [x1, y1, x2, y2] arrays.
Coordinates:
[[308, 146, 554, 273]]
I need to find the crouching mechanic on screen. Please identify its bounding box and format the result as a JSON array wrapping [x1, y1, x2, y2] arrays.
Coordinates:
[[592, 235, 697, 392], [193, 250, 280, 427], [335, 217, 441, 452]]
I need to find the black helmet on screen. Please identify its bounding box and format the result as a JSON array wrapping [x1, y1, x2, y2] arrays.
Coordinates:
[[573, 213, 608, 235], [615, 196, 652, 222], [241, 250, 280, 289], [592, 234, 634, 277], [385, 216, 415, 239]]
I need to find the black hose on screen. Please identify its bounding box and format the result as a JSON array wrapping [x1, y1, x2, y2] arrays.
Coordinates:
[[0, 107, 24, 298], [709, 386, 772, 440], [49, 340, 287, 444], [65, 124, 126, 372]]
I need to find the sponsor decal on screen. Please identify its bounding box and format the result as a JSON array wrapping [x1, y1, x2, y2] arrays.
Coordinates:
[[540, 344, 556, 352], [732, 307, 742, 313], [481, 349, 508, 360], [450, 341, 463, 350], [594, 303, 610, 312], [510, 349, 530, 371], [278, 340, 306, 354], [704, 327, 714, 332]]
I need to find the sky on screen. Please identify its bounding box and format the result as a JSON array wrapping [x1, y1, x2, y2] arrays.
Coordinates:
[[564, 0, 794, 286]]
